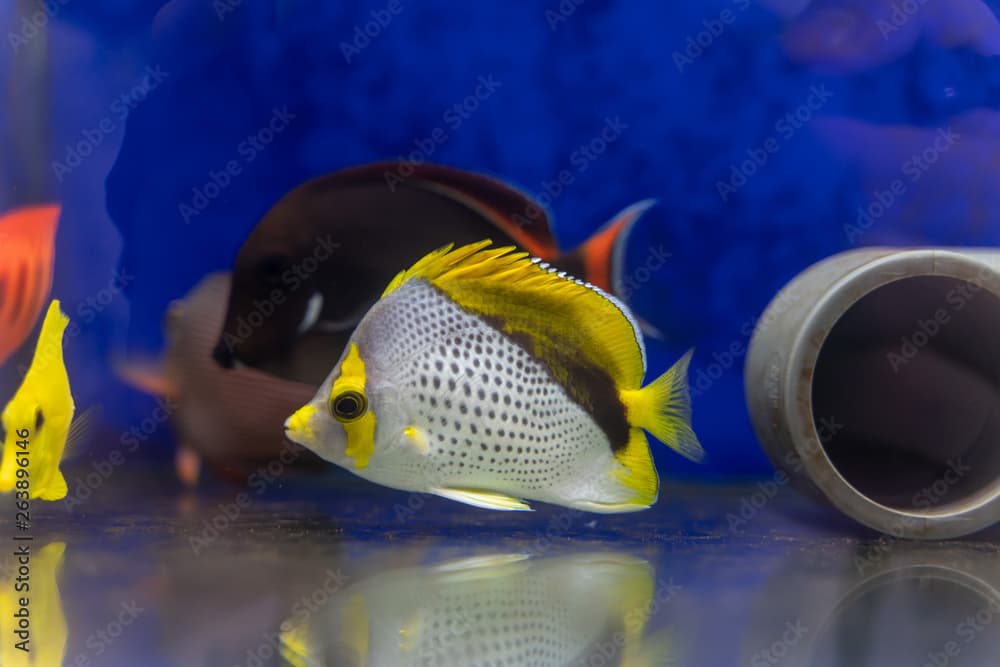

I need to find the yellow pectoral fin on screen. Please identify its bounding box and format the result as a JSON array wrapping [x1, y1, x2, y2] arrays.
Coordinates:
[[402, 426, 429, 455], [399, 609, 423, 652], [430, 487, 532, 511], [65, 405, 103, 453]]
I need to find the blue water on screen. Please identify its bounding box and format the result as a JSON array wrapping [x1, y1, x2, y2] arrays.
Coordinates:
[[5, 4, 1000, 665], [5, 0, 1000, 476]]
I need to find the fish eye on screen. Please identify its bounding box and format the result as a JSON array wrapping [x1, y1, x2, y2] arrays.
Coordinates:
[[331, 390, 367, 423], [256, 254, 290, 283]]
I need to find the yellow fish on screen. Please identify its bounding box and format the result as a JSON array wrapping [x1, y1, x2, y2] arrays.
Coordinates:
[[285, 240, 703, 513], [0, 542, 68, 667], [0, 300, 77, 500]]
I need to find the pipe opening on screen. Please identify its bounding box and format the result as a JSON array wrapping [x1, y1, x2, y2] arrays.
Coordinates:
[[811, 275, 1000, 513]]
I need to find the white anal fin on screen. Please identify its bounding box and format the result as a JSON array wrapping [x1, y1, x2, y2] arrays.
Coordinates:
[[430, 487, 533, 511]]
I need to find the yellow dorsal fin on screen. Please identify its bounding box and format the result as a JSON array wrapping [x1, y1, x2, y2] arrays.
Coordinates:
[[382, 241, 647, 390]]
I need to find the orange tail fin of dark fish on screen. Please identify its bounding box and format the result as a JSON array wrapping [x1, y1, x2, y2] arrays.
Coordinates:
[[0, 204, 60, 366], [573, 198, 658, 294]]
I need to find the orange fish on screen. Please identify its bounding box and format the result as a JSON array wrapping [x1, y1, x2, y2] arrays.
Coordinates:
[[0, 204, 61, 367]]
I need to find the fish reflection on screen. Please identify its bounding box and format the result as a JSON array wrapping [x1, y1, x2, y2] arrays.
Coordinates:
[[280, 552, 672, 667], [0, 542, 67, 667], [740, 544, 1000, 666]]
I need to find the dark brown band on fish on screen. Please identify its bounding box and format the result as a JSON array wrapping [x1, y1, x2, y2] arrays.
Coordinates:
[[480, 312, 631, 452]]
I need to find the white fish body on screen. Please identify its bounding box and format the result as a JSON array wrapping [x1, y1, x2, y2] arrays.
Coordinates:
[[285, 242, 703, 512]]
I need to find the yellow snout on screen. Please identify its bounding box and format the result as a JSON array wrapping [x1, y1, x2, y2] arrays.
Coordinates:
[[284, 404, 318, 444]]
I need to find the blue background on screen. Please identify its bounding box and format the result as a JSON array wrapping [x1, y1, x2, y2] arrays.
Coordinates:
[[3, 0, 1000, 476]]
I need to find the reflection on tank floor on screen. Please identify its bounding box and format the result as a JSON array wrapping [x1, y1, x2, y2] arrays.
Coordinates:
[[9, 472, 1000, 667]]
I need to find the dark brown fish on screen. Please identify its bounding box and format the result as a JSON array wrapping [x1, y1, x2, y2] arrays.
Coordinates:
[[211, 161, 653, 384]]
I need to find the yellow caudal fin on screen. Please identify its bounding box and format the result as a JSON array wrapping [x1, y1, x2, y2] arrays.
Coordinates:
[[620, 349, 704, 463]]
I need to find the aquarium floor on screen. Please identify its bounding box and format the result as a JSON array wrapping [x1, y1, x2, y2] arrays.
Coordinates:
[[17, 473, 1000, 666]]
